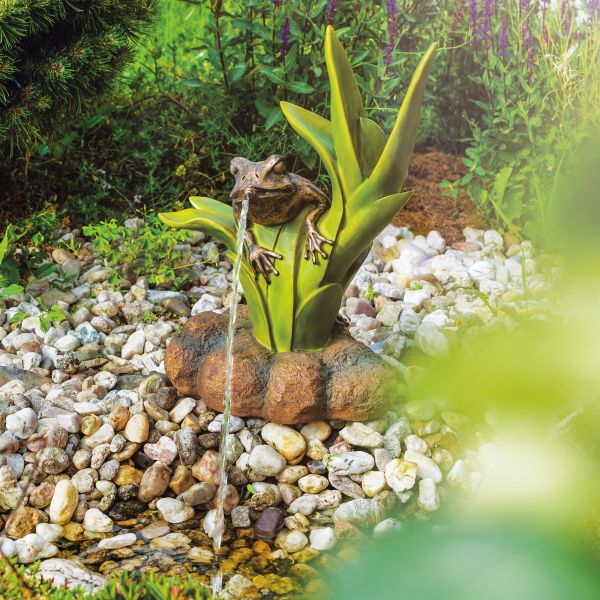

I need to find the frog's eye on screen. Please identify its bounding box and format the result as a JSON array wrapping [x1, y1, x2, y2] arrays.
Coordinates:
[[273, 160, 286, 175]]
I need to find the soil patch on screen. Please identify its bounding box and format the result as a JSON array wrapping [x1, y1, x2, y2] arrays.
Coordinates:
[[395, 150, 489, 243]]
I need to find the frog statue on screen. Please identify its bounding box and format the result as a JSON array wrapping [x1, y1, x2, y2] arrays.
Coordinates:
[[159, 26, 437, 422], [229, 154, 333, 280]]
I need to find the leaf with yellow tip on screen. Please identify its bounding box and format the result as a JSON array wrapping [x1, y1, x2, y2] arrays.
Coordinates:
[[280, 102, 337, 183], [325, 25, 364, 194], [356, 43, 437, 204]]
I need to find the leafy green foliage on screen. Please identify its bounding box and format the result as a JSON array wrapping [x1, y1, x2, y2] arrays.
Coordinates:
[[161, 27, 435, 351], [449, 0, 600, 244], [0, 0, 472, 224], [0, 225, 22, 297], [323, 523, 600, 600], [0, 559, 213, 599], [17, 202, 63, 245], [0, 220, 80, 301], [8, 304, 67, 332], [82, 215, 192, 289], [0, 0, 158, 152]]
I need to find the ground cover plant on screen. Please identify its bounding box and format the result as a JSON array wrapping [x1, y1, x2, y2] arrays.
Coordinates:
[[82, 215, 193, 288], [0, 560, 213, 600]]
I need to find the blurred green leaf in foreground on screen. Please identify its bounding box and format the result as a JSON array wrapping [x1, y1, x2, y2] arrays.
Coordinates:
[[322, 139, 600, 597]]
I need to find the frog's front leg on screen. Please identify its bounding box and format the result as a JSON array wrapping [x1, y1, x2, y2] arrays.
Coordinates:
[[303, 185, 334, 264], [244, 229, 282, 280]]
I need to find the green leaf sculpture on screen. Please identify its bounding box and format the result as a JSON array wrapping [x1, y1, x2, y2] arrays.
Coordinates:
[[159, 26, 436, 352]]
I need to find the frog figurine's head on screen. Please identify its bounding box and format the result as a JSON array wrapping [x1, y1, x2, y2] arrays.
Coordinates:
[[229, 154, 295, 207]]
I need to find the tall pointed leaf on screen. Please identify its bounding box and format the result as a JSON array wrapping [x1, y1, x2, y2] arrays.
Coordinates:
[[359, 117, 387, 178], [293, 283, 344, 350], [357, 43, 437, 203], [325, 25, 364, 193], [325, 191, 414, 284], [225, 252, 273, 349], [264, 215, 307, 351], [280, 102, 337, 183]]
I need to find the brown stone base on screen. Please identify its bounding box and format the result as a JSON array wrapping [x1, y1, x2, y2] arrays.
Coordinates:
[[164, 308, 403, 424]]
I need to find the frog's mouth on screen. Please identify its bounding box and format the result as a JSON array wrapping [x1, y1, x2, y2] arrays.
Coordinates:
[[233, 185, 295, 203]]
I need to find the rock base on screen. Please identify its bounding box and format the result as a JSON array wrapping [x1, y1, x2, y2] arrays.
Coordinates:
[[164, 308, 402, 423]]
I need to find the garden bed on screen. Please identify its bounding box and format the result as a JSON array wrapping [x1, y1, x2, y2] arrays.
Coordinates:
[[0, 220, 549, 597]]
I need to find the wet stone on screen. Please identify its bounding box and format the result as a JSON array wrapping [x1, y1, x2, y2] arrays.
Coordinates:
[[138, 461, 171, 502], [149, 532, 191, 551], [254, 507, 284, 540], [179, 482, 215, 506], [107, 500, 146, 521], [116, 484, 138, 501], [169, 465, 194, 495], [174, 427, 197, 465], [156, 498, 194, 524]]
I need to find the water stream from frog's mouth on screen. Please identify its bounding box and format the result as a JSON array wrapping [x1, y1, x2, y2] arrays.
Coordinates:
[[211, 192, 250, 597]]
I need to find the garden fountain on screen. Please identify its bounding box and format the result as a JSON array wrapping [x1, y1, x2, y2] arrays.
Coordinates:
[[159, 26, 436, 424]]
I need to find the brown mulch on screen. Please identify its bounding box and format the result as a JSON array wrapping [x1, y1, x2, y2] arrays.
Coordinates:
[[394, 150, 489, 244]]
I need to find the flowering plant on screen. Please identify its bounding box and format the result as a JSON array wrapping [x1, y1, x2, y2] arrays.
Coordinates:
[[448, 0, 600, 242]]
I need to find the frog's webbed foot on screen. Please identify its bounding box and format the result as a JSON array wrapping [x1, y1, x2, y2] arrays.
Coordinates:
[[304, 225, 333, 264], [248, 244, 282, 281]]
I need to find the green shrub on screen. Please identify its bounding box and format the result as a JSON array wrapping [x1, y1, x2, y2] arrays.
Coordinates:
[[443, 0, 600, 244], [0, 0, 158, 152], [0, 559, 213, 600], [82, 215, 192, 288], [0, 224, 65, 300], [0, 0, 474, 225]]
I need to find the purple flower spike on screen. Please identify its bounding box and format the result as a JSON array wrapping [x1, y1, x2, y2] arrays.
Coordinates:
[[272, 0, 282, 7], [280, 16, 291, 59], [480, 0, 497, 48], [326, 0, 337, 24], [469, 0, 480, 46], [561, 0, 573, 35], [384, 0, 399, 66], [498, 18, 508, 58]]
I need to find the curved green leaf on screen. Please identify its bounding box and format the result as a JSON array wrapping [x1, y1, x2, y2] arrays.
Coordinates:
[[359, 117, 387, 178], [357, 43, 437, 202], [293, 283, 344, 350], [159, 202, 273, 350], [325, 25, 364, 194], [280, 102, 337, 184], [325, 191, 414, 284], [225, 251, 273, 349], [159, 199, 237, 253]]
